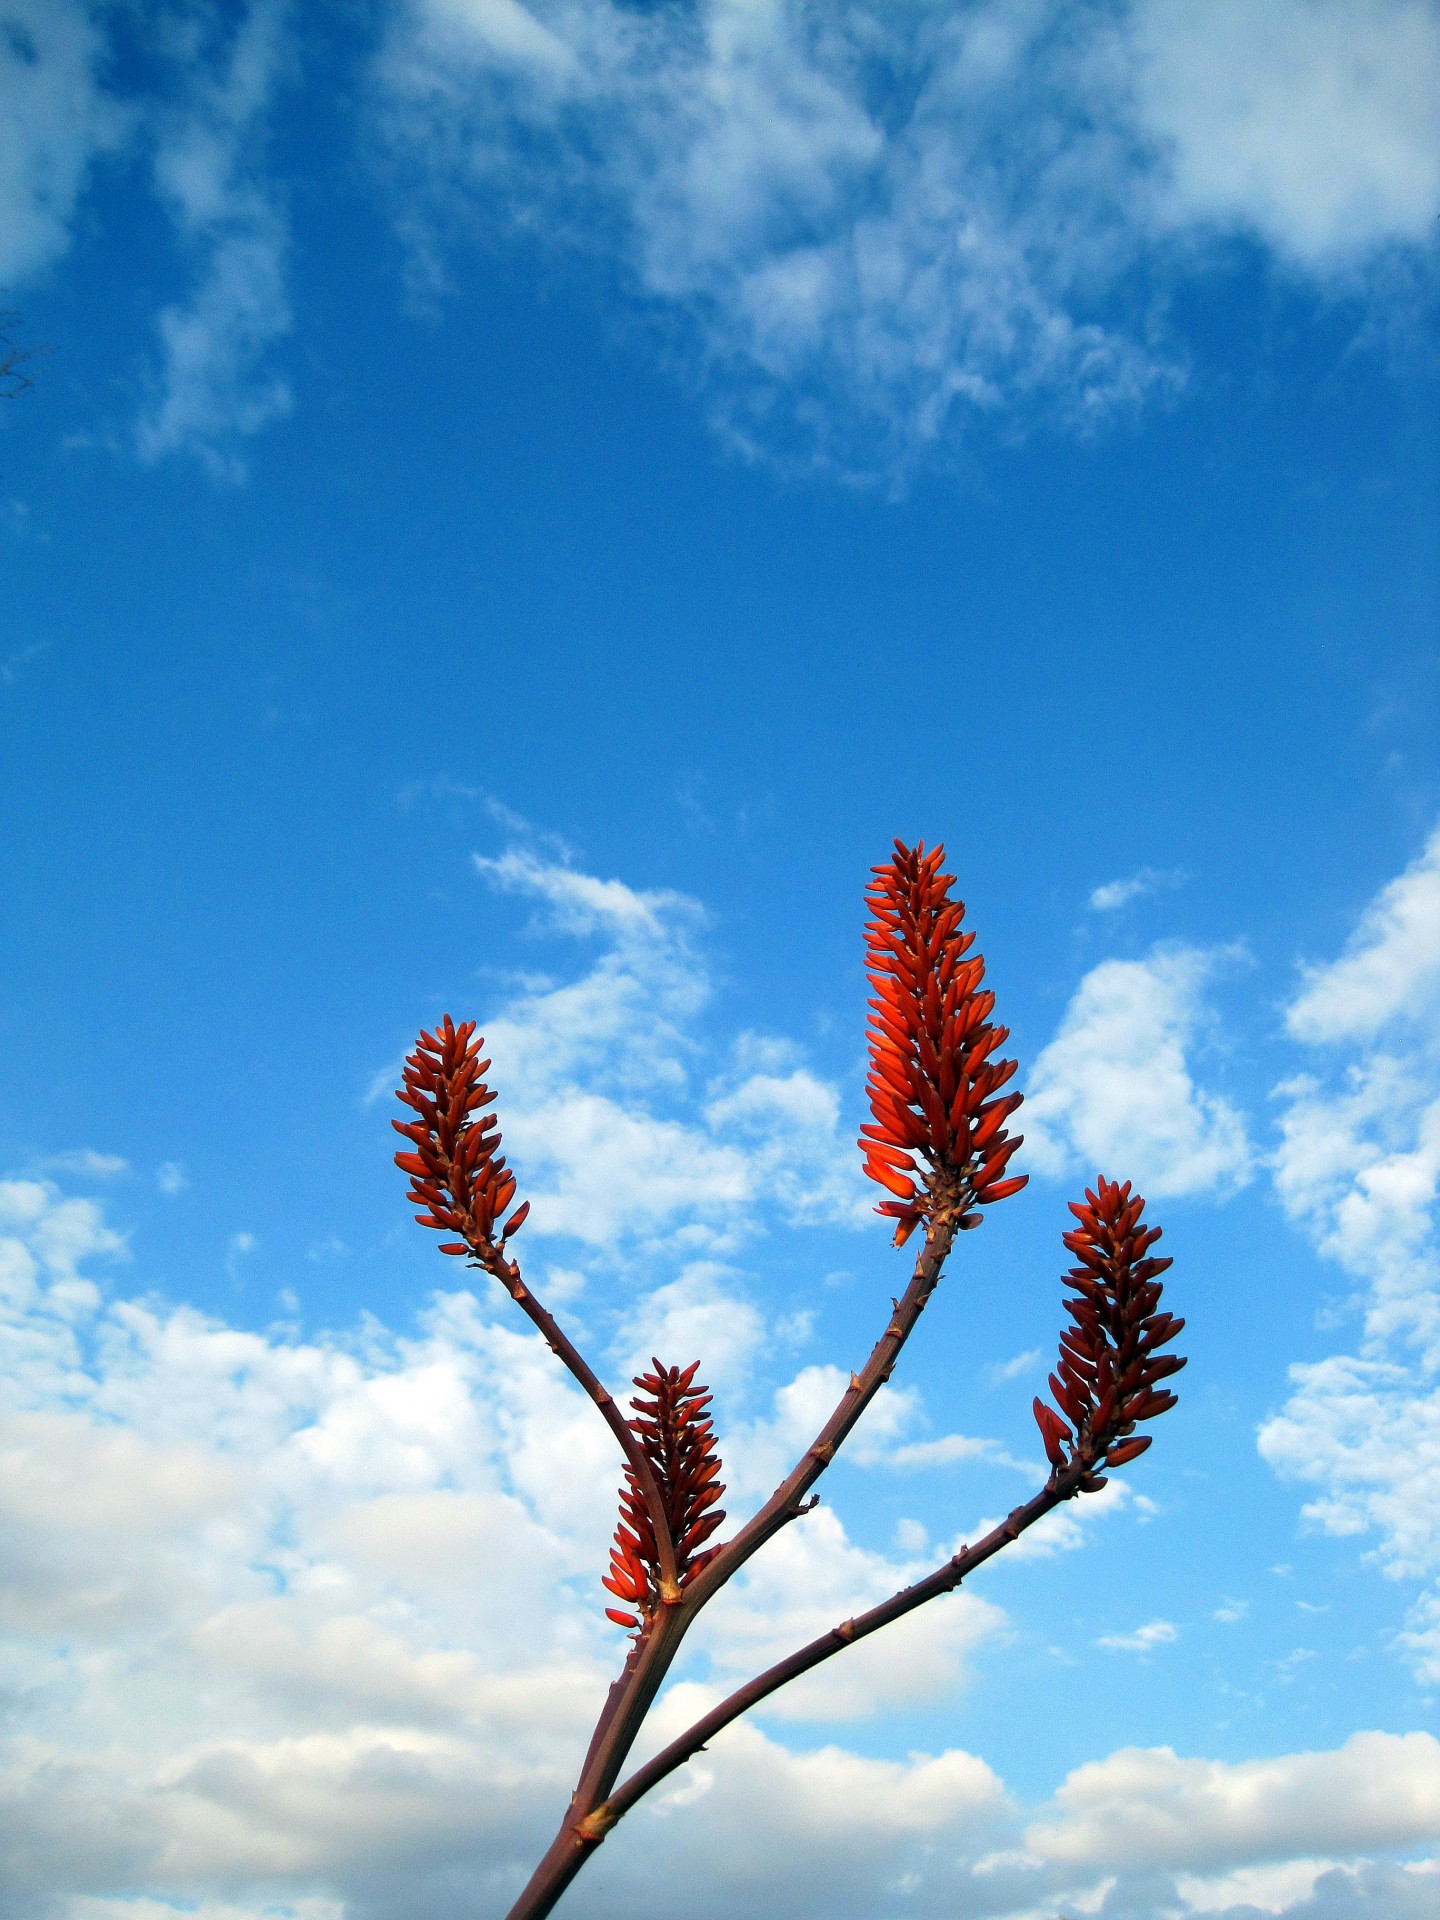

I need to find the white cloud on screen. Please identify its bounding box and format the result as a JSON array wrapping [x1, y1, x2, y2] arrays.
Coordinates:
[[1131, 0, 1440, 268], [1264, 820, 1440, 1683], [42, 1148, 129, 1179], [1287, 822, 1440, 1044], [455, 844, 870, 1258], [1096, 1617, 1178, 1653], [1175, 1858, 1330, 1913], [1023, 945, 1253, 1199], [374, 0, 1440, 476], [684, 1504, 1006, 1723], [135, 3, 294, 478], [1271, 1057, 1440, 1351], [964, 1475, 1150, 1566], [0, 1173, 1021, 1918], [987, 1347, 1043, 1386], [1088, 865, 1186, 913], [1025, 1730, 1440, 1872], [1, 1174, 1437, 1916], [0, 1, 124, 285], [1258, 1351, 1440, 1679]]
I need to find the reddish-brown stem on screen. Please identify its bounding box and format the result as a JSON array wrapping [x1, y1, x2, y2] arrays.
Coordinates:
[[595, 1466, 1084, 1833], [684, 1201, 962, 1609], [470, 1244, 680, 1596], [502, 1203, 969, 1920]]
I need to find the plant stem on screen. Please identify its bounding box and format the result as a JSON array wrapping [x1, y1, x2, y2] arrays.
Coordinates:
[[473, 1247, 679, 1594], [501, 1208, 969, 1920], [684, 1205, 961, 1608], [597, 1466, 1083, 1829]]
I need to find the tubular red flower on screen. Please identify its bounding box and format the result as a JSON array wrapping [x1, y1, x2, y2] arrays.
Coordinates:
[[1031, 1178, 1185, 1486], [860, 840, 1027, 1245], [392, 1015, 528, 1267], [603, 1360, 726, 1631]]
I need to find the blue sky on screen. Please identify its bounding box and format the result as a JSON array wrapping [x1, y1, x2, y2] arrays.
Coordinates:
[[1, 4, 1439, 1918]]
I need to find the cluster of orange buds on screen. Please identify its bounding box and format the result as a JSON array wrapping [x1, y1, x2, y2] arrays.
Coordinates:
[[603, 1360, 726, 1631], [392, 1016, 530, 1259], [860, 840, 1027, 1246], [1033, 1178, 1185, 1484]]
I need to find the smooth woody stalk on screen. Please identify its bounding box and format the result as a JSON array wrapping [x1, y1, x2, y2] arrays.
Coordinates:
[[593, 1463, 1089, 1835], [396, 848, 1185, 1920], [501, 1205, 964, 1920], [482, 1248, 681, 1595], [684, 1201, 962, 1608], [394, 1019, 680, 1592]]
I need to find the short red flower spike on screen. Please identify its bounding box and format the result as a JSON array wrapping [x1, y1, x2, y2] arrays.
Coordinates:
[[1032, 1178, 1185, 1485], [392, 1016, 529, 1266], [603, 1360, 726, 1631], [860, 840, 1026, 1246]]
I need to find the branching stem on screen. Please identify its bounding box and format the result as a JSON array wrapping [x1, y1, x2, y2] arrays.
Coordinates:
[[474, 1245, 679, 1596], [596, 1465, 1083, 1831], [502, 1202, 979, 1920]]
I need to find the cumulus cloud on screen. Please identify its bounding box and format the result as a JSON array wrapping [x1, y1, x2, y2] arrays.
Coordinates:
[[1130, 0, 1440, 268], [0, 1160, 1436, 1912], [1259, 1352, 1440, 1579], [1023, 945, 1253, 1198], [374, 0, 1440, 475], [457, 842, 872, 1260], [1287, 822, 1440, 1045], [1263, 820, 1440, 1681], [1026, 1730, 1440, 1873]]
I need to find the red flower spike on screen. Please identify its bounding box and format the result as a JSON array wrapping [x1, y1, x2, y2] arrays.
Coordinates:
[[603, 1360, 726, 1631], [1031, 1178, 1185, 1484], [392, 1015, 528, 1269], [860, 840, 1027, 1244]]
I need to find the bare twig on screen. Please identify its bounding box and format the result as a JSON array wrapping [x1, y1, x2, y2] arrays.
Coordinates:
[[0, 311, 44, 399]]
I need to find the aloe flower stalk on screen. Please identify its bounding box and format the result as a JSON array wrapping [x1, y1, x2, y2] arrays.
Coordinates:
[[388, 843, 1187, 1920]]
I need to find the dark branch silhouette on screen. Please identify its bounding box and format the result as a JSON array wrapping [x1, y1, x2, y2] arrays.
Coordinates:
[[0, 311, 45, 400]]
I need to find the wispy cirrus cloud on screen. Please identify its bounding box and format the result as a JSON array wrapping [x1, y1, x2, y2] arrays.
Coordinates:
[[135, 1, 295, 479], [374, 0, 1440, 478], [0, 1, 125, 286], [0, 2, 296, 480], [7, 4, 1435, 483], [1097, 1616, 1178, 1653]]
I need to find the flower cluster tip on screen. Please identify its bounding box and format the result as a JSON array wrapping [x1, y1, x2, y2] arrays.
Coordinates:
[[860, 839, 1026, 1246], [1032, 1177, 1184, 1487], [392, 1015, 529, 1263], [603, 1360, 726, 1631]]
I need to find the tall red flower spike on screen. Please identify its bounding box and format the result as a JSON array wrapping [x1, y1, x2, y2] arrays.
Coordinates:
[[1032, 1177, 1186, 1486], [861, 840, 1027, 1246], [392, 1016, 530, 1265], [603, 1360, 726, 1631]]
